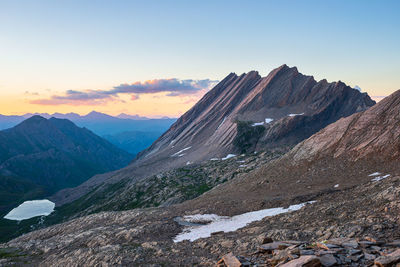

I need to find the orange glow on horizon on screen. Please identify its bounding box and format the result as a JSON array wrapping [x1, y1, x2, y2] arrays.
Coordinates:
[[0, 91, 206, 118]]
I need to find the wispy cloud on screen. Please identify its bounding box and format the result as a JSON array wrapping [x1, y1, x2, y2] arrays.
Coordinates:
[[30, 78, 218, 106], [131, 94, 140, 101]]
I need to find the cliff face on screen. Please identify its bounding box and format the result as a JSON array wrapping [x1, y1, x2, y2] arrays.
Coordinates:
[[135, 64, 374, 166], [289, 89, 400, 161]]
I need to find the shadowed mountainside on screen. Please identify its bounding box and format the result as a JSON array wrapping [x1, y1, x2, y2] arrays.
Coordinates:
[[0, 116, 133, 215]]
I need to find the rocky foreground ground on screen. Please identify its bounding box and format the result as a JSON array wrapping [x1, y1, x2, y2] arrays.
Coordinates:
[[218, 237, 400, 266], [1, 170, 400, 266]]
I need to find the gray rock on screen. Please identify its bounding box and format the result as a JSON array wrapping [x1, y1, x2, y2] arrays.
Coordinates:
[[318, 254, 337, 267], [280, 255, 321, 267], [375, 249, 400, 267]]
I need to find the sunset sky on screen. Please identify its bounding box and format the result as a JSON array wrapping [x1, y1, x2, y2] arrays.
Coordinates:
[[1, 0, 399, 117]]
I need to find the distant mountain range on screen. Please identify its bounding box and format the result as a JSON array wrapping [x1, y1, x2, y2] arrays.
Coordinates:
[[0, 111, 176, 135], [0, 116, 133, 215], [0, 111, 177, 155]]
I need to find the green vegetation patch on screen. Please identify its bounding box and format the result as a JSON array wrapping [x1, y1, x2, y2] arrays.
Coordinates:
[[233, 120, 265, 153]]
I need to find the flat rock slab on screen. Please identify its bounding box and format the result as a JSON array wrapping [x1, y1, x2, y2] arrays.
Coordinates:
[[387, 241, 400, 247], [218, 252, 242, 267], [280, 256, 321, 267], [319, 254, 337, 267], [259, 242, 292, 252], [375, 249, 400, 267]]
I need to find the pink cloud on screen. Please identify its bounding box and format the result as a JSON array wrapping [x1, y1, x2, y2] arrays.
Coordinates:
[[30, 78, 218, 106]]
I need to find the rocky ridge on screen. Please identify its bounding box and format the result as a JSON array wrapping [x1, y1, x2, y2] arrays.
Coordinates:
[[135, 64, 374, 174]]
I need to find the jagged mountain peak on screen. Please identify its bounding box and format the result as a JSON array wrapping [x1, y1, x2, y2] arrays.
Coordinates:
[[135, 65, 374, 170]]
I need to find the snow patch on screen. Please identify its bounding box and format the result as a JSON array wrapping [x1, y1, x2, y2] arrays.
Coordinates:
[[4, 200, 55, 221], [239, 164, 247, 168], [174, 201, 315, 242], [371, 174, 390, 182], [368, 172, 381, 176], [334, 184, 339, 188], [217, 117, 226, 130], [210, 158, 219, 161], [354, 85, 362, 92], [252, 118, 273, 126], [186, 161, 192, 165], [171, 147, 191, 157], [288, 113, 304, 117], [251, 122, 264, 126], [222, 154, 236, 160]]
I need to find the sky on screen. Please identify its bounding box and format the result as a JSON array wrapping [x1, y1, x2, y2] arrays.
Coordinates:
[[0, 0, 399, 117]]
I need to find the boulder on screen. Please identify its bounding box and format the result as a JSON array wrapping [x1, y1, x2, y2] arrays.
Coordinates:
[[259, 242, 291, 252], [319, 254, 336, 267], [375, 249, 400, 267], [217, 252, 242, 267]]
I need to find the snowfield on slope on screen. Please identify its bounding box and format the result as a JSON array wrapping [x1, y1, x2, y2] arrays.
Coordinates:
[[369, 172, 381, 176], [174, 201, 315, 242], [288, 113, 304, 117], [252, 118, 273, 126], [371, 174, 390, 182], [222, 154, 236, 160], [217, 117, 226, 129], [171, 147, 191, 157]]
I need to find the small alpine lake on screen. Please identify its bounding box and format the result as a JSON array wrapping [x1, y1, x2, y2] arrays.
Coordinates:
[[4, 199, 55, 221]]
